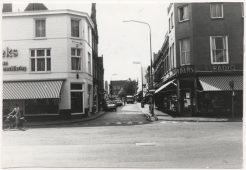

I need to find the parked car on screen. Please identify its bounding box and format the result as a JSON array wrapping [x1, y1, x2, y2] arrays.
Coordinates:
[[114, 99, 123, 106], [103, 100, 117, 111]]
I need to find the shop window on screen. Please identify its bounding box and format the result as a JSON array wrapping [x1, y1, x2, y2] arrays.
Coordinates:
[[30, 49, 51, 72], [180, 38, 190, 65], [25, 99, 59, 115], [88, 52, 91, 74], [210, 36, 229, 64], [71, 83, 83, 114], [35, 19, 46, 38], [3, 100, 10, 116], [71, 48, 82, 71], [178, 5, 189, 22], [210, 3, 223, 18], [71, 19, 80, 38]]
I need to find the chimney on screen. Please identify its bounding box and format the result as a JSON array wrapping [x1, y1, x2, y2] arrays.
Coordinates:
[[2, 3, 12, 12]]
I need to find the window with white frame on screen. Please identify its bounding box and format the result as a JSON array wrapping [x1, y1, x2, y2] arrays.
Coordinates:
[[88, 52, 91, 74], [71, 19, 80, 38], [178, 5, 189, 22], [210, 36, 228, 64], [88, 26, 90, 45], [172, 44, 175, 68], [171, 13, 174, 28], [169, 18, 171, 32], [180, 38, 191, 65], [71, 48, 82, 71], [210, 3, 223, 18], [35, 19, 46, 38], [242, 3, 244, 17], [30, 49, 51, 72]]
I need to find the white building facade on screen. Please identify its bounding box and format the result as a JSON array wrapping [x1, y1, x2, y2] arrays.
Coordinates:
[[2, 9, 95, 119]]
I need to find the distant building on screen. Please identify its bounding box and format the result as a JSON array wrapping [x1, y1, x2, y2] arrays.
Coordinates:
[[105, 81, 109, 94], [110, 80, 127, 97], [91, 3, 104, 112]]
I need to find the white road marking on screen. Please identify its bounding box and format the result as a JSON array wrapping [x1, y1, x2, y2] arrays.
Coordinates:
[[127, 122, 132, 124], [116, 122, 122, 124], [136, 142, 156, 146], [161, 121, 167, 123], [172, 121, 178, 123]]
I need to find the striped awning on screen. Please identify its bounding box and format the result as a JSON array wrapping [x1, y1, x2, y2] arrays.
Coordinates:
[[3, 80, 64, 99], [155, 80, 176, 94], [198, 76, 243, 91]]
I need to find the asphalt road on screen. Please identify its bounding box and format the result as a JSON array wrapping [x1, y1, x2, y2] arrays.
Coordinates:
[[2, 103, 243, 169]]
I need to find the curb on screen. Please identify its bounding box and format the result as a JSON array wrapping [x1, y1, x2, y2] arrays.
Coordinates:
[[27, 111, 107, 127], [137, 104, 242, 122]]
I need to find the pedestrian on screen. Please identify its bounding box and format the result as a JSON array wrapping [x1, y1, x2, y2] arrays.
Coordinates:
[[9, 104, 21, 128]]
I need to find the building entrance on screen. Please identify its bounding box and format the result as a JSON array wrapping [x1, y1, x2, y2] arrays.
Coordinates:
[[71, 92, 83, 113], [180, 89, 192, 116]]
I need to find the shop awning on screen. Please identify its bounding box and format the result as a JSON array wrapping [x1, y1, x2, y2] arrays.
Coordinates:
[[198, 76, 243, 91], [3, 80, 64, 99], [155, 80, 176, 94]]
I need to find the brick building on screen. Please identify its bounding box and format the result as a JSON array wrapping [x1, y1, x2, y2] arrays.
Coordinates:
[[154, 2, 244, 117], [2, 4, 97, 120]]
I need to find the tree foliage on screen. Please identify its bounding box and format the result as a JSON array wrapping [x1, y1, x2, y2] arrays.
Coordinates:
[[121, 79, 138, 96]]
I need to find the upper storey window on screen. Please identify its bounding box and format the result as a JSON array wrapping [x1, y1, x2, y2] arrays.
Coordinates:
[[210, 3, 223, 18], [178, 5, 189, 22], [180, 39, 190, 65], [71, 19, 80, 38], [210, 36, 229, 64], [30, 49, 51, 72], [35, 19, 46, 38]]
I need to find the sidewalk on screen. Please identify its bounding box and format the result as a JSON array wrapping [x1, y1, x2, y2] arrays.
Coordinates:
[[137, 103, 242, 122], [26, 111, 106, 127]]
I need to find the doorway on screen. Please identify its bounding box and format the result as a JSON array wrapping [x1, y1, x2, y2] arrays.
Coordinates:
[[180, 89, 192, 116]]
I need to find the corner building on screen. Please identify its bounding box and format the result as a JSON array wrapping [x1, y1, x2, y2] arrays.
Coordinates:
[[154, 2, 244, 117], [2, 6, 96, 120]]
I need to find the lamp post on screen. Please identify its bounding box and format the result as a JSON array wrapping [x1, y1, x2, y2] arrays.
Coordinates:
[[123, 20, 153, 89], [133, 61, 143, 100]]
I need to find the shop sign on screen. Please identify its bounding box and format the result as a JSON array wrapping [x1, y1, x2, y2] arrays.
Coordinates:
[[3, 47, 18, 58], [3, 66, 27, 71], [213, 64, 236, 72], [174, 65, 195, 75]]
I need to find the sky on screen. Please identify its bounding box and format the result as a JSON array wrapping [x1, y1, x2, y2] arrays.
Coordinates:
[[2, 0, 170, 91]]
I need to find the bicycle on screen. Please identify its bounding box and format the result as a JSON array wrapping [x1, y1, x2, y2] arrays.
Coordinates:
[[3, 115, 27, 131]]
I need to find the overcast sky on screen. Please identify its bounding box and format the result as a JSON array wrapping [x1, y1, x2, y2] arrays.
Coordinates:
[[2, 0, 170, 90]]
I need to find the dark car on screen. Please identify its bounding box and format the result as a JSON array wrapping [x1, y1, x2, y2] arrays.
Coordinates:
[[103, 100, 117, 111]]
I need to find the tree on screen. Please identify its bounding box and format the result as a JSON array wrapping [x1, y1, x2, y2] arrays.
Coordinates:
[[122, 79, 138, 96]]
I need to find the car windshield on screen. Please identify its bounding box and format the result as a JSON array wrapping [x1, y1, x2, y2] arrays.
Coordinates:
[[107, 101, 114, 104]]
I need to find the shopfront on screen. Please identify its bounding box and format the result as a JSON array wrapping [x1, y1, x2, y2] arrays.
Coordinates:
[[197, 75, 243, 117]]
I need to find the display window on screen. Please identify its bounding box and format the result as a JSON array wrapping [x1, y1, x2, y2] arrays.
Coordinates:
[[25, 99, 59, 115]]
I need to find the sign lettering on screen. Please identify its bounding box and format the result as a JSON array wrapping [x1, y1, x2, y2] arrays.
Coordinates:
[[3, 47, 18, 58], [3, 66, 26, 71], [213, 65, 236, 72]]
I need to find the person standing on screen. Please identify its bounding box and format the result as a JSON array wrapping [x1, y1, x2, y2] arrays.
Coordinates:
[[9, 104, 21, 128], [149, 95, 158, 121]]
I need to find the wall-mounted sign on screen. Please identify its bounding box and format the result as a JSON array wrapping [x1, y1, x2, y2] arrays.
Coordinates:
[[213, 64, 236, 72], [174, 65, 195, 75], [3, 47, 18, 58], [3, 66, 26, 71]]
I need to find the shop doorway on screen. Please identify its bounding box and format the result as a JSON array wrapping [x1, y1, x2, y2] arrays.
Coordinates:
[[180, 89, 192, 116], [71, 92, 83, 113]]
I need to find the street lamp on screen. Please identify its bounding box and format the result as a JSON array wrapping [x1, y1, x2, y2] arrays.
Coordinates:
[[123, 20, 153, 89], [133, 61, 143, 100]]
